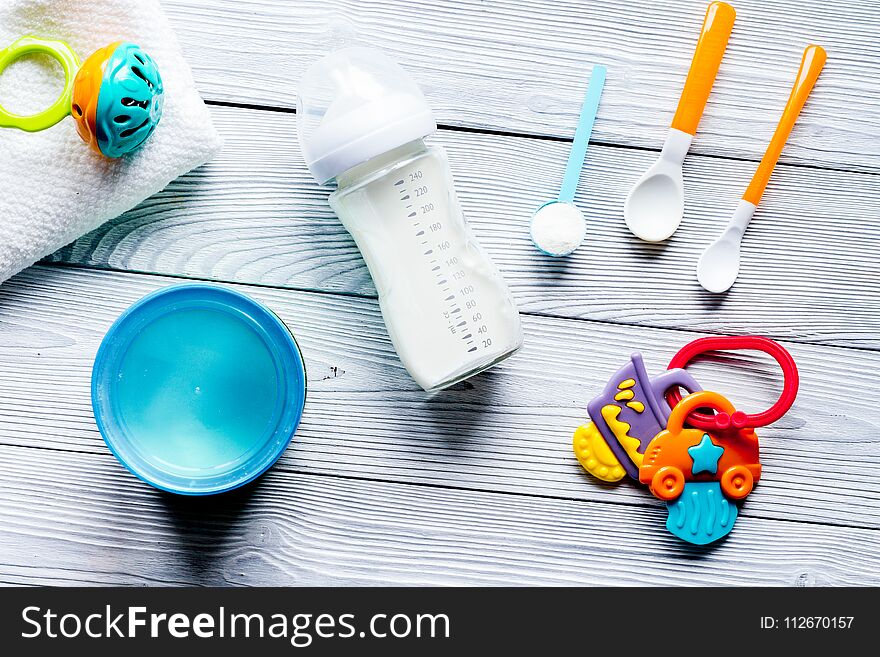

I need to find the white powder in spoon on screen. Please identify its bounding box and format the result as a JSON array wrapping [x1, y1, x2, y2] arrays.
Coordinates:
[[530, 201, 586, 256]]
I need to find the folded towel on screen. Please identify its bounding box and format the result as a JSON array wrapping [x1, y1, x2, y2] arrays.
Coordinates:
[[0, 0, 222, 284]]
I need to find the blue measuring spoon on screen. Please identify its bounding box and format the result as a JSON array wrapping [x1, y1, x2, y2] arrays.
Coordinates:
[[530, 64, 607, 256]]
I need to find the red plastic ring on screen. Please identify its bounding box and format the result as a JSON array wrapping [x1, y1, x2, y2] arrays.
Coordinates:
[[665, 336, 799, 431]]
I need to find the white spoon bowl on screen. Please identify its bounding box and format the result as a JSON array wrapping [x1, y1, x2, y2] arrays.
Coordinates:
[[624, 128, 691, 242], [697, 199, 755, 293], [697, 232, 742, 293]]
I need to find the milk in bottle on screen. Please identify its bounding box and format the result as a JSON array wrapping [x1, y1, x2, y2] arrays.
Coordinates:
[[297, 48, 523, 391]]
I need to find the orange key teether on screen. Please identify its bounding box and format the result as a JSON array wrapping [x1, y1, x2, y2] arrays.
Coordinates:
[[640, 390, 761, 544]]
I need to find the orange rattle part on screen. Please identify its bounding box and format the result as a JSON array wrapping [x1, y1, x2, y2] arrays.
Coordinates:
[[721, 465, 754, 500], [650, 466, 685, 501], [71, 42, 121, 154]]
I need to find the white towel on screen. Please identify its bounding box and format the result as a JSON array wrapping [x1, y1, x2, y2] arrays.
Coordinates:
[[0, 0, 221, 283]]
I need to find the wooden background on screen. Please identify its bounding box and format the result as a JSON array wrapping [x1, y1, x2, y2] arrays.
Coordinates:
[[1, 0, 879, 585]]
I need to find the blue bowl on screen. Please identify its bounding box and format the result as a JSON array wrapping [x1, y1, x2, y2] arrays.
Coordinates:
[[91, 284, 306, 495]]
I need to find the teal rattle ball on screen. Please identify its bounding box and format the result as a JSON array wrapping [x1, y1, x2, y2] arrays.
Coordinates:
[[72, 41, 164, 158]]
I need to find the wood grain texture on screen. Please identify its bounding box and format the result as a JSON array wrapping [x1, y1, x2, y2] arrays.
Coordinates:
[[161, 0, 880, 171], [2, 0, 879, 588], [1, 266, 877, 531], [1, 443, 878, 586], [49, 105, 880, 347]]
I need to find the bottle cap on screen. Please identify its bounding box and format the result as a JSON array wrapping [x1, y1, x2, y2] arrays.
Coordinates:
[[297, 47, 436, 184]]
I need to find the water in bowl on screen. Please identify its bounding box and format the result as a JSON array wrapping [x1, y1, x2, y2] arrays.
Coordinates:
[[113, 306, 281, 474]]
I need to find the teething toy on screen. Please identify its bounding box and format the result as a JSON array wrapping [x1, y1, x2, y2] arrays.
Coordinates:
[[572, 335, 799, 545], [0, 36, 163, 157], [640, 390, 760, 544]]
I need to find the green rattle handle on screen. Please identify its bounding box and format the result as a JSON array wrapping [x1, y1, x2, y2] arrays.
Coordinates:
[[0, 36, 80, 132]]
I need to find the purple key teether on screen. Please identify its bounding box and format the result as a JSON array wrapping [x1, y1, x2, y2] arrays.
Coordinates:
[[573, 353, 701, 482]]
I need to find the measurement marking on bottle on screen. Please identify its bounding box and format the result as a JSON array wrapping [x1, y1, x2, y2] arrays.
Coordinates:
[[400, 167, 497, 361]]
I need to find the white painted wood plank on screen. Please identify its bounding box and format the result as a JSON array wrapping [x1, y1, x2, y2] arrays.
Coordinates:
[[1, 444, 877, 586], [49, 106, 880, 347], [162, 0, 880, 171], [1, 265, 877, 530]]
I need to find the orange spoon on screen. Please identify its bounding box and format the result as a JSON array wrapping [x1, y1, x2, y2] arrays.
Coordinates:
[[625, 2, 736, 242], [698, 45, 827, 293]]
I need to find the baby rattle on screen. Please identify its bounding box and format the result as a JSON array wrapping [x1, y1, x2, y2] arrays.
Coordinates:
[[573, 335, 799, 545], [0, 36, 164, 157]]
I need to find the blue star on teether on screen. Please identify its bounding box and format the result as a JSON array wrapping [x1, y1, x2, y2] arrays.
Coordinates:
[[688, 434, 724, 475]]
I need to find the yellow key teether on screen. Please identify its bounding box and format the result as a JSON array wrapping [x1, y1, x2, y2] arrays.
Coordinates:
[[573, 422, 627, 482]]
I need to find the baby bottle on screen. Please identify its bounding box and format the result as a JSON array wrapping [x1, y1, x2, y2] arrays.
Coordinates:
[[298, 48, 523, 391]]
